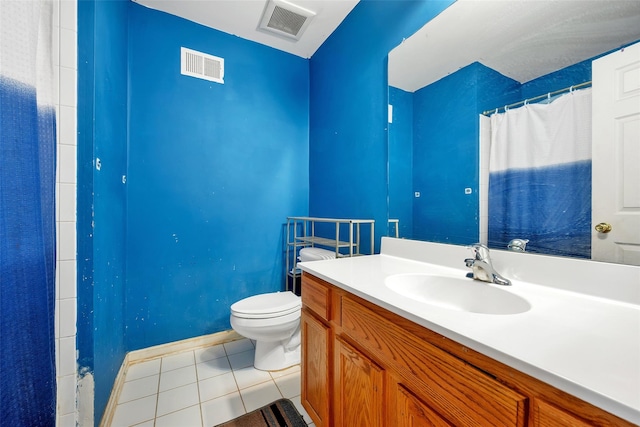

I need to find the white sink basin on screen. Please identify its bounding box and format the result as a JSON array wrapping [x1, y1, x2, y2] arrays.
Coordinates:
[[385, 273, 531, 315]]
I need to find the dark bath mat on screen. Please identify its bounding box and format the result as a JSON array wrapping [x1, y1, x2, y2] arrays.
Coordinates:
[[214, 398, 308, 427]]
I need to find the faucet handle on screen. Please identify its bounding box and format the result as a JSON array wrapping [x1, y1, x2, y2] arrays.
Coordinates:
[[469, 243, 490, 261], [508, 239, 529, 252]]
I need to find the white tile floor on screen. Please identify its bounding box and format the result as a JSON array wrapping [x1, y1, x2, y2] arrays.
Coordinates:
[[111, 338, 314, 427]]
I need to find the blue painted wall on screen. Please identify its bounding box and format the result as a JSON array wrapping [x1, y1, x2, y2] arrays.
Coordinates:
[[77, 0, 128, 423], [78, 2, 309, 421], [412, 64, 480, 244], [475, 64, 522, 115], [411, 63, 519, 244], [126, 4, 309, 350], [309, 0, 454, 252]]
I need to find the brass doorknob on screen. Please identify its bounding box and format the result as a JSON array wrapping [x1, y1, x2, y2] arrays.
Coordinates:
[[595, 222, 612, 233]]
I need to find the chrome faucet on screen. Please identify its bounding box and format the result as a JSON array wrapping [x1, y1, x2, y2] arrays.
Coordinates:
[[464, 243, 512, 286], [508, 238, 529, 252]]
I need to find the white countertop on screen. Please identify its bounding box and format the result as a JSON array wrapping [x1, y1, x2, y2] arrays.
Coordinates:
[[298, 238, 640, 425]]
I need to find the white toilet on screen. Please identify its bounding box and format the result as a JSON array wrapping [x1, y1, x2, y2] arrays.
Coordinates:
[[230, 291, 302, 371]]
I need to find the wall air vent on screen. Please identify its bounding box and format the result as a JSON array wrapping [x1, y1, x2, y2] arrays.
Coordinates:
[[181, 47, 224, 84], [259, 0, 316, 41]]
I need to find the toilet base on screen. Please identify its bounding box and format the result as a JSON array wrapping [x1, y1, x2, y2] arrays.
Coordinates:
[[254, 340, 301, 371]]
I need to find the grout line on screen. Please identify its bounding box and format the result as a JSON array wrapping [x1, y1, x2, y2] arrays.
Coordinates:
[[229, 352, 249, 414], [193, 351, 204, 427], [154, 358, 163, 419], [273, 377, 284, 398]]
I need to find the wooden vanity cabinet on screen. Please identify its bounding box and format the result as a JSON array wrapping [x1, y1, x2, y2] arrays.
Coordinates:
[[301, 272, 636, 427], [334, 338, 384, 426], [339, 292, 527, 426], [531, 398, 595, 427], [396, 384, 455, 427], [300, 275, 332, 427], [301, 309, 330, 426]]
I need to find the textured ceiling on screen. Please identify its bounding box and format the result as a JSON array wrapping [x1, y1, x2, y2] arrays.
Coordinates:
[[389, 0, 640, 92]]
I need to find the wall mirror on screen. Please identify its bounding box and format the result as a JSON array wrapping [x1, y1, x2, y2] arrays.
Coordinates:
[[387, 0, 640, 265]]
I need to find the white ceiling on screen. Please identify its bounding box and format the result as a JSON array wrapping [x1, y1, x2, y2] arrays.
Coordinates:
[[132, 0, 359, 59], [390, 0, 640, 92]]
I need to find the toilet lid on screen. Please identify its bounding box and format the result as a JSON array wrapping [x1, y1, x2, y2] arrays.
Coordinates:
[[231, 291, 301, 319]]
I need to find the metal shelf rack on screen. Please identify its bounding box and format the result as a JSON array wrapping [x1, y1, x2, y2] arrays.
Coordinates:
[[285, 216, 375, 294]]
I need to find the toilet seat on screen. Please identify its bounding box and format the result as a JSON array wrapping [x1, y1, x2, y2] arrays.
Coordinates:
[[231, 291, 301, 319]]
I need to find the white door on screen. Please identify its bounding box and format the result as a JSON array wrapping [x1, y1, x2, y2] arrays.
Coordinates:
[[592, 41, 640, 265]]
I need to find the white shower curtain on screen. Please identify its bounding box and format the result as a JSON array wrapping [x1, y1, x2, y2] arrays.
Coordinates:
[[488, 88, 592, 258]]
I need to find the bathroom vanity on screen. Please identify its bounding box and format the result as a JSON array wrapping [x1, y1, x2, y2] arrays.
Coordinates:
[[298, 238, 640, 427]]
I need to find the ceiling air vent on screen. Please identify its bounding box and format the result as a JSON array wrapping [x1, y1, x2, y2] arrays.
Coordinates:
[[181, 47, 224, 84], [259, 0, 316, 41]]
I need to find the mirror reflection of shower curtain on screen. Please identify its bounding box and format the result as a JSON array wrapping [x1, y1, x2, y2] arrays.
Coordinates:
[[1, 0, 57, 423], [488, 88, 592, 258]]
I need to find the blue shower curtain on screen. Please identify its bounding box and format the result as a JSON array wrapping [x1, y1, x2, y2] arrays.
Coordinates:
[[1, 1, 57, 425], [488, 88, 592, 258]]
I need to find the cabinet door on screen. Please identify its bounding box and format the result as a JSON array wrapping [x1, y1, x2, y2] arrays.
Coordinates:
[[532, 398, 594, 427], [396, 384, 454, 427], [341, 296, 528, 426], [301, 310, 330, 427], [335, 338, 384, 427]]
